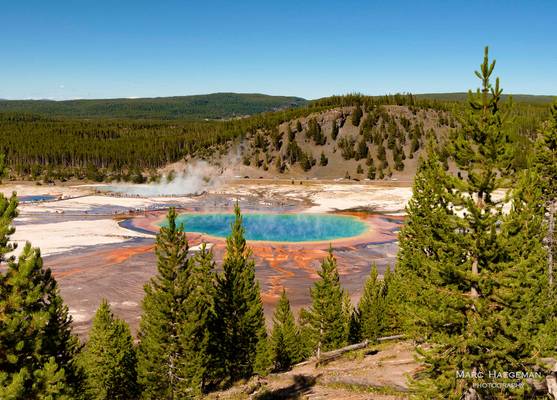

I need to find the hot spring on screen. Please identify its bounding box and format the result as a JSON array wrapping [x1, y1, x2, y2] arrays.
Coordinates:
[[161, 213, 368, 242]]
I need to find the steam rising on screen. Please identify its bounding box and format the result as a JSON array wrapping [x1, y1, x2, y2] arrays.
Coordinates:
[[99, 160, 231, 197]]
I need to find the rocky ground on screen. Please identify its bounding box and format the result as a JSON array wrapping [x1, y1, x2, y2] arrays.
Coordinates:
[[207, 340, 418, 400]]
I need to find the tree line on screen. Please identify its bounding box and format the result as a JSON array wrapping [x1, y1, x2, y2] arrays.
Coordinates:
[[0, 89, 549, 182]]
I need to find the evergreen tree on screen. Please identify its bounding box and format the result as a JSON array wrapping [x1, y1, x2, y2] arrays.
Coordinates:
[[306, 248, 351, 358], [274, 156, 284, 173], [534, 102, 557, 287], [398, 47, 551, 398], [214, 203, 267, 382], [81, 300, 138, 400], [287, 125, 295, 142], [357, 264, 385, 342], [356, 139, 368, 160], [137, 208, 214, 399], [0, 192, 17, 264], [253, 335, 273, 377], [352, 105, 363, 126], [380, 266, 403, 336], [319, 151, 328, 166], [331, 120, 339, 140], [0, 242, 83, 399], [176, 243, 217, 393], [367, 161, 376, 180], [270, 289, 302, 371]]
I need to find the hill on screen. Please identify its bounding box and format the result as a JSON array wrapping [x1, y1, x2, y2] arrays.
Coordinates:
[[415, 92, 556, 104], [0, 93, 308, 120], [0, 93, 551, 182]]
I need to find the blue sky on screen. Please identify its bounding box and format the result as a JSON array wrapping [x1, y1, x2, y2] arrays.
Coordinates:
[[1, 0, 555, 100]]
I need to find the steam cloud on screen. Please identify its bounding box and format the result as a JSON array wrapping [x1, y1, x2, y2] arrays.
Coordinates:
[[102, 158, 238, 197]]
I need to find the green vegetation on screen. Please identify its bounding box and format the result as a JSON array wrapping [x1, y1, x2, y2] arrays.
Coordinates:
[[0, 194, 83, 399], [269, 290, 303, 371], [0, 87, 551, 181], [397, 47, 556, 398], [80, 300, 138, 400], [137, 208, 216, 398], [304, 249, 351, 356], [0, 93, 307, 120], [214, 204, 267, 383], [534, 102, 557, 287]]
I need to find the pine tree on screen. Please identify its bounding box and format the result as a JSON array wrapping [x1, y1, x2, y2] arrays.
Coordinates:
[[81, 300, 138, 400], [176, 243, 217, 393], [357, 264, 385, 342], [352, 105, 363, 127], [534, 102, 557, 287], [319, 151, 328, 166], [398, 47, 551, 398], [331, 120, 339, 140], [137, 208, 215, 399], [0, 243, 83, 399], [0, 190, 18, 263], [367, 161, 376, 180], [306, 248, 351, 358], [253, 335, 273, 377], [270, 289, 302, 371], [214, 203, 267, 382], [356, 139, 368, 160], [380, 266, 403, 336]]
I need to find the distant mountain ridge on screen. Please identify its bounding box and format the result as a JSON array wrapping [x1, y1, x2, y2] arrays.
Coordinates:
[[0, 92, 308, 120], [415, 92, 555, 104], [0, 92, 552, 121]]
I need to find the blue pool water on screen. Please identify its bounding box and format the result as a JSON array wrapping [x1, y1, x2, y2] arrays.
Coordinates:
[[19, 195, 57, 203], [162, 213, 368, 242]]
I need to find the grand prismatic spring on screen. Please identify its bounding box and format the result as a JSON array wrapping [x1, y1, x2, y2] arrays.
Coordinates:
[[160, 213, 369, 242]]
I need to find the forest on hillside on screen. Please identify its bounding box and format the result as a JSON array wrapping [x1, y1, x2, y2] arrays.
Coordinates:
[[0, 93, 308, 120], [0, 92, 551, 182]]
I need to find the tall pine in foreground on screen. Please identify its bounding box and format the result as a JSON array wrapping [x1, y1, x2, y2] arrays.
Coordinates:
[[306, 248, 351, 358], [270, 289, 303, 371], [214, 203, 267, 383], [177, 243, 216, 392], [0, 191, 83, 399], [398, 47, 552, 399], [137, 208, 215, 399], [81, 299, 138, 400]]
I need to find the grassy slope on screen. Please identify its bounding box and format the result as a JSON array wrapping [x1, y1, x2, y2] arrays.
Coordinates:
[[0, 93, 308, 120]]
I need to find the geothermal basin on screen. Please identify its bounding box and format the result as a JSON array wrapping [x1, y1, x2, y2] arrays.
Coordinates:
[[160, 213, 369, 242], [5, 180, 412, 337]]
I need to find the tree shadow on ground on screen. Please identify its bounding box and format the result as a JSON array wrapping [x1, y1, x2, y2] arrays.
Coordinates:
[[255, 374, 318, 399]]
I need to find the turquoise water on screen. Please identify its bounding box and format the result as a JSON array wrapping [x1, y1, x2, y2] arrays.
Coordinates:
[[163, 213, 368, 242]]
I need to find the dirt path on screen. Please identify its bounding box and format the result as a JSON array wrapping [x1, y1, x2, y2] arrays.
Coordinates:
[[208, 341, 418, 399]]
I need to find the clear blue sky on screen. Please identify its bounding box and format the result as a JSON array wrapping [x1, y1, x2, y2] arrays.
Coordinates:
[[1, 0, 555, 100]]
